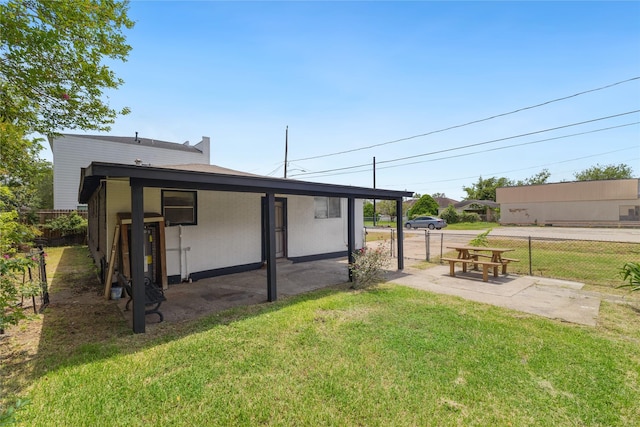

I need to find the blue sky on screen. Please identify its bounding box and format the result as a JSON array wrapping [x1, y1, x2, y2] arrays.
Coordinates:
[[42, 1, 640, 200]]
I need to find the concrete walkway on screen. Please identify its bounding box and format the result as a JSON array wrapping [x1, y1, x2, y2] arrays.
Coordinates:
[[387, 264, 601, 326], [116, 258, 602, 328]]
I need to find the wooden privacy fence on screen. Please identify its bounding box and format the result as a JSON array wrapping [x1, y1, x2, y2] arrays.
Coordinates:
[[36, 210, 88, 246]]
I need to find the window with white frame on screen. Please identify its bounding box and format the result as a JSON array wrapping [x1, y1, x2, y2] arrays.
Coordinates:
[[162, 190, 197, 225], [314, 197, 341, 219]]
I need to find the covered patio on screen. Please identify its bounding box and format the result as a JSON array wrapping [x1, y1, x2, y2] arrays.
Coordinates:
[[79, 162, 412, 333], [116, 257, 352, 325]]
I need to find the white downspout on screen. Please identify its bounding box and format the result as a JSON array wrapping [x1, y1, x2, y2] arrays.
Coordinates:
[[179, 225, 183, 280]]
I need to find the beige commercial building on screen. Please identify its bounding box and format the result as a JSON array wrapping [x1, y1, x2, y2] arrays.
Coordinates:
[[497, 179, 640, 227]]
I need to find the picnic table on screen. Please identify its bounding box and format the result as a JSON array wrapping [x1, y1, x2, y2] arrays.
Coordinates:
[[441, 245, 518, 282]]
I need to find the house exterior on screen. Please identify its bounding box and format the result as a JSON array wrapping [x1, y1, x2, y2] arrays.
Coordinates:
[[496, 179, 640, 227], [78, 162, 412, 333], [434, 197, 459, 212], [452, 199, 499, 222], [49, 134, 210, 209]]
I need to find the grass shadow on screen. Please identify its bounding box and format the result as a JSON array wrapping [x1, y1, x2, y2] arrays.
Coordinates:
[[2, 246, 354, 402]]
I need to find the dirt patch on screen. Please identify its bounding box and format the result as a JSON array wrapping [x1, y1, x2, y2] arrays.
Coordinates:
[[0, 246, 130, 405]]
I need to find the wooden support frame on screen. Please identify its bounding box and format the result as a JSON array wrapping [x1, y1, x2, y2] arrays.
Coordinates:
[[117, 213, 168, 290], [103, 224, 120, 299]]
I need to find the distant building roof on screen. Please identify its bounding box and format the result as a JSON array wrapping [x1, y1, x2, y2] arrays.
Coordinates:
[[57, 133, 204, 154], [156, 163, 260, 177], [454, 199, 499, 209], [434, 197, 459, 208]]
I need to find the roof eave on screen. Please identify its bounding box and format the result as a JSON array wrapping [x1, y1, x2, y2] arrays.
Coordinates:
[[78, 162, 412, 203]]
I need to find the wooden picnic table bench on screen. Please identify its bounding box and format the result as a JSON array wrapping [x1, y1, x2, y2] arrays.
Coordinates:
[[443, 245, 520, 281], [440, 257, 503, 282], [117, 273, 166, 322]]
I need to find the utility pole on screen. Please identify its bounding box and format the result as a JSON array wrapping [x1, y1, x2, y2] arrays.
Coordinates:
[[373, 156, 376, 226], [284, 126, 288, 178]]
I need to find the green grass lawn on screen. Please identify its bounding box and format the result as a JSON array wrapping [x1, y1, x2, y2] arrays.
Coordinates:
[[3, 246, 640, 426]]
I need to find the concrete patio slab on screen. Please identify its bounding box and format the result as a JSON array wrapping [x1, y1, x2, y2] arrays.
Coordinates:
[[116, 258, 352, 325], [116, 258, 601, 328], [388, 265, 600, 326]]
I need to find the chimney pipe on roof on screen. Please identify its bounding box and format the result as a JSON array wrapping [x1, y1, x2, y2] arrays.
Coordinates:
[[135, 131, 139, 142]]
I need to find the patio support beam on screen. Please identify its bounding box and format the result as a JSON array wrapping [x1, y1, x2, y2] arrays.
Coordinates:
[[396, 198, 404, 270], [130, 179, 146, 333], [347, 197, 356, 282], [265, 192, 277, 301]]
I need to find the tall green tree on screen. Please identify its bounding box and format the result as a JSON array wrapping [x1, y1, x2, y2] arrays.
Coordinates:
[[0, 1, 133, 334], [1, 0, 133, 221], [363, 201, 379, 221], [574, 163, 634, 181], [0, 0, 134, 134], [408, 194, 439, 218], [462, 176, 511, 201], [515, 169, 551, 186], [376, 200, 398, 222]]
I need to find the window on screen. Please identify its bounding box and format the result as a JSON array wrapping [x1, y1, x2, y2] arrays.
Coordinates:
[[314, 197, 341, 219], [162, 190, 197, 225], [619, 205, 640, 221]]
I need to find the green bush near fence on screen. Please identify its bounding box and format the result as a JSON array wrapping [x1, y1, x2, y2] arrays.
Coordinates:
[[44, 211, 87, 237]]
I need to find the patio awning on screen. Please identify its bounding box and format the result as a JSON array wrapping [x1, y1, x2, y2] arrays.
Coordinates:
[[79, 162, 413, 333], [79, 162, 411, 203]]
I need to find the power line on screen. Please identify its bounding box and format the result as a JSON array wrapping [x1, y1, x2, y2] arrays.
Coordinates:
[[289, 76, 640, 162], [290, 123, 638, 180], [375, 122, 639, 172], [289, 110, 640, 178], [383, 146, 638, 187]]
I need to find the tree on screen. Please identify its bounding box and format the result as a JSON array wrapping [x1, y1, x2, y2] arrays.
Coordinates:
[[574, 163, 634, 181], [0, 1, 133, 334], [363, 201, 379, 221], [33, 161, 53, 209], [431, 192, 446, 199], [377, 200, 398, 221], [440, 204, 459, 224], [515, 169, 551, 186], [0, 0, 134, 134], [408, 194, 439, 218], [462, 176, 511, 201], [363, 201, 374, 219]]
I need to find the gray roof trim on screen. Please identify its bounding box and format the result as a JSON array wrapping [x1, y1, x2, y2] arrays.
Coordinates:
[[62, 134, 203, 153], [454, 199, 499, 209], [79, 162, 412, 203]]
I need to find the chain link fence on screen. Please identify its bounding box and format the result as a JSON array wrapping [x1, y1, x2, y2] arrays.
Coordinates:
[[366, 229, 639, 289]]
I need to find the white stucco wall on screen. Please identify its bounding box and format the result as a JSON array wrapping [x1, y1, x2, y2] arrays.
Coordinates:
[[286, 196, 363, 257], [500, 199, 637, 225], [53, 134, 209, 209], [497, 179, 640, 225], [167, 191, 262, 278], [103, 182, 364, 279]]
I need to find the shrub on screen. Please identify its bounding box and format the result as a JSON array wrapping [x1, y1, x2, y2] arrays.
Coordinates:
[[469, 228, 492, 247], [618, 262, 640, 292], [45, 211, 87, 237], [408, 195, 439, 218], [440, 205, 459, 224], [349, 243, 390, 289], [0, 255, 37, 333], [459, 212, 481, 223]]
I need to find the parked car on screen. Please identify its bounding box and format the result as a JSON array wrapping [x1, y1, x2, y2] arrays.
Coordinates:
[[405, 216, 447, 230]]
